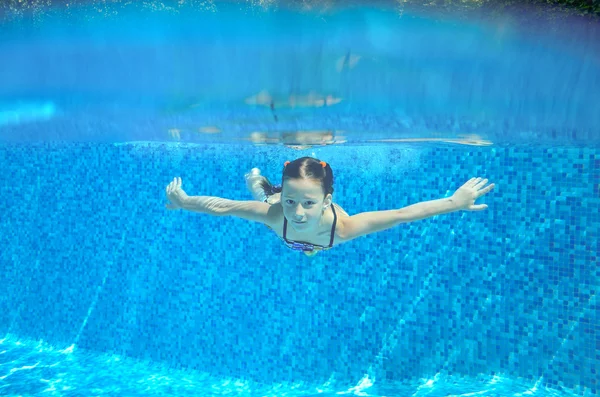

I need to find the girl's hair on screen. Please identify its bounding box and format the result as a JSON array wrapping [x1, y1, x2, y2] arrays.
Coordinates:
[[260, 157, 334, 198]]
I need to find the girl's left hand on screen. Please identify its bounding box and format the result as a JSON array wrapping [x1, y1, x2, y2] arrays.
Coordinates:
[[451, 177, 495, 211]]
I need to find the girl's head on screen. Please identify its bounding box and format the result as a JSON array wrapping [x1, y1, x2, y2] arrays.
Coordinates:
[[280, 157, 334, 231]]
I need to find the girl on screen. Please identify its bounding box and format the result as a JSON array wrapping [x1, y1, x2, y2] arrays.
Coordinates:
[[165, 156, 495, 256]]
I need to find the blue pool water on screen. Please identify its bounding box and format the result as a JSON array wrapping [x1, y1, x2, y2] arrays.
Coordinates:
[[1, 1, 599, 396], [1, 142, 598, 396]]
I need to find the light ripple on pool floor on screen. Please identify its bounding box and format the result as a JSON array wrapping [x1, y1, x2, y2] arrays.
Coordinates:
[[0, 334, 589, 397]]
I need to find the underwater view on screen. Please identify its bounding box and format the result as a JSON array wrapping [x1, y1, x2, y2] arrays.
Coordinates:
[[0, 0, 598, 396]]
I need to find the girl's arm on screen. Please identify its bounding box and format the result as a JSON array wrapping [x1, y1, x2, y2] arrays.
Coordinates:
[[165, 177, 278, 227], [339, 177, 495, 242]]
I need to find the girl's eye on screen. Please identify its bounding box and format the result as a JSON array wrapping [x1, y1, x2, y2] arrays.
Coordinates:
[[285, 200, 315, 206]]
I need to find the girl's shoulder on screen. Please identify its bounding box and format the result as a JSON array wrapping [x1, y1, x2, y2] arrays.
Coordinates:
[[332, 203, 349, 218], [332, 204, 351, 243], [264, 202, 285, 229]]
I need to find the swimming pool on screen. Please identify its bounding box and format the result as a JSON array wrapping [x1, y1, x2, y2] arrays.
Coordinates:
[[0, 1, 598, 396]]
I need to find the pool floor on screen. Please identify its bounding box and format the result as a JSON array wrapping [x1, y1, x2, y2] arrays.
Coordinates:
[[0, 334, 587, 397]]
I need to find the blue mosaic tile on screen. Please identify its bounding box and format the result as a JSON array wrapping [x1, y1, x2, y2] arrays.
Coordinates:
[[0, 142, 597, 394]]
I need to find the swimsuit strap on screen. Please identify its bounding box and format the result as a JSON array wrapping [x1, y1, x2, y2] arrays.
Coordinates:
[[328, 204, 337, 248]]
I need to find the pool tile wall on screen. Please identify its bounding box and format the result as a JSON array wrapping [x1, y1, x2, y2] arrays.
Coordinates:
[[0, 143, 597, 393]]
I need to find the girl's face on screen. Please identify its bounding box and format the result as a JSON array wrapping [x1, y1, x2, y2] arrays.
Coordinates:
[[281, 178, 332, 232]]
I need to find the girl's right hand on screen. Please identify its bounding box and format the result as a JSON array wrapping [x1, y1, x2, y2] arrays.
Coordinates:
[[165, 177, 189, 210]]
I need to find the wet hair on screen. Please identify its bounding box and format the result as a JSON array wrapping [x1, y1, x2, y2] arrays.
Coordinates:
[[259, 157, 334, 198]]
